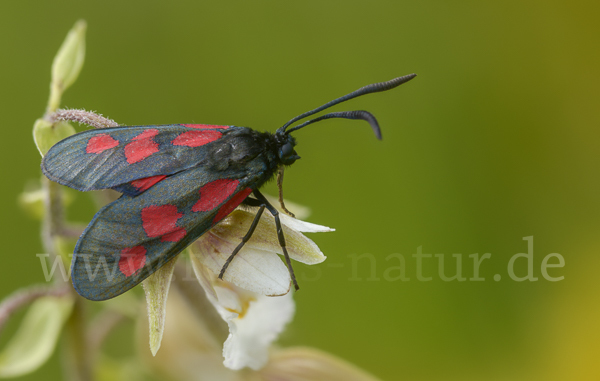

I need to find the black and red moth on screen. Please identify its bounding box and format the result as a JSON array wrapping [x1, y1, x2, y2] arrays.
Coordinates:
[[41, 74, 416, 301]]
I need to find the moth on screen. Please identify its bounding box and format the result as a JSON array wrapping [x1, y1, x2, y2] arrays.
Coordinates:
[[41, 74, 416, 300]]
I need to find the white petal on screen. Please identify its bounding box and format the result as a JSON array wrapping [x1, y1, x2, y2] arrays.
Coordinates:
[[263, 194, 312, 220], [212, 210, 327, 265], [280, 213, 335, 233], [190, 252, 297, 371], [191, 232, 291, 296], [189, 251, 218, 300], [223, 291, 295, 371], [190, 253, 238, 324], [261, 194, 334, 231]]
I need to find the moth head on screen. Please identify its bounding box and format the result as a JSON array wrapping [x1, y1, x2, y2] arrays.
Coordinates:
[[275, 133, 299, 165]]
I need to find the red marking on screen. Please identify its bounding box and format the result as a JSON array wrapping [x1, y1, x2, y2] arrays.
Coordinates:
[[119, 246, 146, 277], [183, 124, 229, 129], [161, 227, 187, 242], [124, 129, 159, 164], [86, 134, 119, 154], [141, 205, 187, 242], [172, 130, 222, 147], [192, 179, 239, 212], [213, 187, 253, 223], [131, 175, 167, 191]]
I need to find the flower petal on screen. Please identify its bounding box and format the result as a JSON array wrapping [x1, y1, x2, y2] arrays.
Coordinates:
[[191, 231, 291, 296], [263, 194, 312, 220], [280, 213, 335, 233], [212, 210, 327, 265], [142, 257, 177, 356], [223, 291, 295, 371], [189, 251, 218, 300], [190, 251, 296, 371]]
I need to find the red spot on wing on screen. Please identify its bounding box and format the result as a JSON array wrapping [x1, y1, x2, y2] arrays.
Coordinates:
[[213, 187, 253, 224], [172, 130, 222, 147], [192, 179, 240, 212], [124, 129, 159, 164], [119, 246, 146, 277], [86, 134, 119, 154], [161, 228, 187, 242], [131, 175, 167, 191], [183, 124, 229, 129], [141, 205, 187, 242]]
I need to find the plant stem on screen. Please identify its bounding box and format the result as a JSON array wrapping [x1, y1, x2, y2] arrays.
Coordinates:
[[62, 296, 92, 381], [48, 109, 119, 129], [41, 174, 94, 381], [41, 178, 64, 260]]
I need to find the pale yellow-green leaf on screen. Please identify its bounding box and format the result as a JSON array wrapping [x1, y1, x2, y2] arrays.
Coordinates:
[[0, 296, 73, 378], [48, 20, 86, 112], [33, 119, 76, 156], [142, 258, 177, 356]]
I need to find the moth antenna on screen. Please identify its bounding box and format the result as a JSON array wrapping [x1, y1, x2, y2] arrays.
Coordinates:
[[278, 74, 416, 134], [277, 166, 295, 218], [284, 110, 382, 139]]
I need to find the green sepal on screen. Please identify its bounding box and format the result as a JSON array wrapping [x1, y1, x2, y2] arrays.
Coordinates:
[[33, 119, 75, 157]]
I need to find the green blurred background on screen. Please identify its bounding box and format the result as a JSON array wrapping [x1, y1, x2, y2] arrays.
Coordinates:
[[1, 1, 599, 380]]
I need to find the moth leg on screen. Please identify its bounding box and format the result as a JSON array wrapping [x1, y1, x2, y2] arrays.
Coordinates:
[[277, 166, 295, 218], [252, 189, 300, 291], [218, 204, 266, 280]]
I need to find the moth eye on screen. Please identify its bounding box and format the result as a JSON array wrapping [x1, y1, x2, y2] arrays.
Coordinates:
[[279, 142, 293, 158]]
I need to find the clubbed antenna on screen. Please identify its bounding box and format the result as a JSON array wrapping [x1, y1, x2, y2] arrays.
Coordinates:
[[285, 110, 382, 139], [278, 74, 416, 135]]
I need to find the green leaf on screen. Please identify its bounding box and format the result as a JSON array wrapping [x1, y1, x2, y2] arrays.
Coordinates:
[[0, 296, 73, 378], [33, 119, 76, 156], [142, 258, 177, 356]]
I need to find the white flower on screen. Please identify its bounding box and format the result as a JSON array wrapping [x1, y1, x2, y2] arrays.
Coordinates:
[[142, 201, 333, 369], [188, 206, 332, 370], [191, 208, 332, 296], [189, 260, 295, 370], [138, 278, 383, 381], [138, 202, 380, 379]]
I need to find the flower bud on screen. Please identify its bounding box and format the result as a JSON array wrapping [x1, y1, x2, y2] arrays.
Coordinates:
[[48, 20, 86, 112]]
